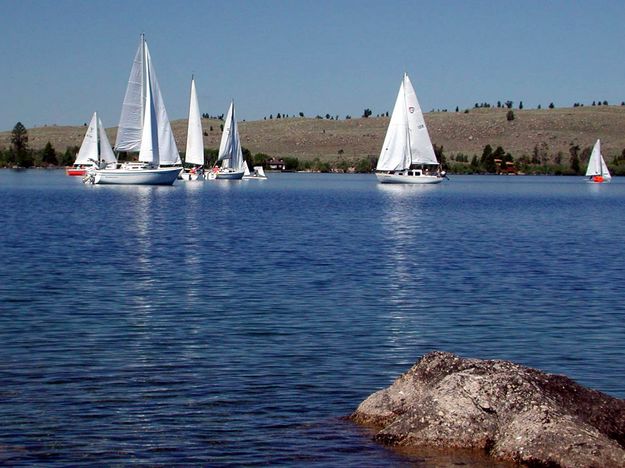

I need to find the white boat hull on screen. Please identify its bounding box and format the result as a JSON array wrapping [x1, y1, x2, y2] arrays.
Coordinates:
[[180, 171, 205, 181], [376, 171, 443, 184], [209, 169, 244, 180], [92, 167, 181, 185]]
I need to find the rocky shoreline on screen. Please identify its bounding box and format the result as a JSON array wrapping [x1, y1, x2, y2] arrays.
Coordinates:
[[350, 351, 625, 467]]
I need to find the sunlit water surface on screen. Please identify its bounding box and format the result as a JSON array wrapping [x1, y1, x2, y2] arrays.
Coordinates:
[[1, 170, 623, 465]]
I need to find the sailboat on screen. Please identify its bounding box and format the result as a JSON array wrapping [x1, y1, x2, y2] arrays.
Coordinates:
[[180, 76, 205, 181], [242, 161, 268, 180], [209, 100, 245, 180], [88, 34, 181, 185], [585, 139, 611, 183], [66, 112, 117, 176], [376, 73, 445, 184]]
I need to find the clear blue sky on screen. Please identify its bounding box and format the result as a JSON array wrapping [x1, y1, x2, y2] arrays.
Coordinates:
[[1, 0, 623, 131]]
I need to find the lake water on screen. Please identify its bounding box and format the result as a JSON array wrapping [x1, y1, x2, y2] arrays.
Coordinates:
[[1, 170, 624, 466]]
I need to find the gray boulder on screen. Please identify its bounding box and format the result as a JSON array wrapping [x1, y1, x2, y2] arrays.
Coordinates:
[[351, 351, 625, 467]]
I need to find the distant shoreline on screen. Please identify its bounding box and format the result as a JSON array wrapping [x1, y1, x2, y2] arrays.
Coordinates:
[[0, 167, 608, 178], [2, 106, 625, 175]]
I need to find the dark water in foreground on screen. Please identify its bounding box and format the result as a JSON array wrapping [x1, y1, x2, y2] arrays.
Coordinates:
[[1, 170, 624, 466]]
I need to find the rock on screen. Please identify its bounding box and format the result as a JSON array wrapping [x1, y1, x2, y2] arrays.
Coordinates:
[[350, 351, 625, 467]]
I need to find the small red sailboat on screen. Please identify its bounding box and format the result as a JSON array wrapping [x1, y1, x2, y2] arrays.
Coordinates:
[[65, 112, 117, 177], [585, 139, 611, 183]]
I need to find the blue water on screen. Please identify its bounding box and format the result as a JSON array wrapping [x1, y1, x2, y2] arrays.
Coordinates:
[[1, 170, 624, 466]]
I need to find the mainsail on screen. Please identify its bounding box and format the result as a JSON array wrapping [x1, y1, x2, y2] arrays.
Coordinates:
[[115, 35, 180, 166], [138, 58, 159, 165], [185, 77, 204, 166], [377, 73, 438, 171], [585, 139, 612, 180], [217, 101, 243, 171]]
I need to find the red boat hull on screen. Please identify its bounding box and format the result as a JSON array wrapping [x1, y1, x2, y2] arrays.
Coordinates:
[[66, 167, 87, 176]]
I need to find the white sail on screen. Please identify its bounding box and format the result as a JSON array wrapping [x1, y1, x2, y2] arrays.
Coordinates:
[[97, 118, 117, 165], [602, 156, 612, 180], [377, 80, 410, 171], [585, 139, 611, 179], [217, 101, 234, 162], [147, 43, 180, 166], [75, 112, 99, 165], [115, 40, 144, 152], [404, 74, 438, 165], [243, 160, 251, 176], [217, 101, 244, 171], [185, 77, 204, 166], [138, 57, 159, 165], [114, 35, 180, 166], [75, 113, 117, 166], [377, 73, 437, 171]]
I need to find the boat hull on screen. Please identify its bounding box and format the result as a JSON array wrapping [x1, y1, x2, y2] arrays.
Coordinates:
[[92, 167, 181, 185], [180, 171, 205, 181], [211, 170, 244, 180], [65, 166, 90, 176], [587, 176, 611, 183], [376, 172, 443, 184]]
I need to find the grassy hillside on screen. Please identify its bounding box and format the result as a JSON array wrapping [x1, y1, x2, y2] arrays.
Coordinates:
[[2, 105, 624, 164]]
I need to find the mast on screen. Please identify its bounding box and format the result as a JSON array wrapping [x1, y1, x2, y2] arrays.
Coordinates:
[[138, 44, 159, 166], [140, 33, 146, 127], [115, 34, 146, 153], [95, 111, 100, 163], [403, 73, 412, 170]]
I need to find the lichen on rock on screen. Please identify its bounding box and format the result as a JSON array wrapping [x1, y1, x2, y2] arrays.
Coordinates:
[[350, 351, 625, 467]]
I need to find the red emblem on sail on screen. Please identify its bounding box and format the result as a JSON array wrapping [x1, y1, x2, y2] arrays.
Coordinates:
[[408, 107, 415, 113]]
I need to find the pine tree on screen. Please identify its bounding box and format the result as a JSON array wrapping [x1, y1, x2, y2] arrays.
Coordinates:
[[569, 144, 580, 174], [41, 141, 57, 166], [470, 155, 479, 169], [11, 122, 33, 167], [11, 122, 28, 154]]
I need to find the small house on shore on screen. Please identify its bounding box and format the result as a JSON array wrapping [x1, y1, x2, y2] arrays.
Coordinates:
[[267, 159, 285, 171]]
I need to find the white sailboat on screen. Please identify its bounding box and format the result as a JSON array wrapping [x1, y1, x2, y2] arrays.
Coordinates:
[[376, 73, 445, 184], [585, 139, 611, 183], [66, 112, 117, 176], [88, 34, 181, 185], [242, 161, 268, 180], [180, 76, 205, 181], [209, 100, 245, 180]]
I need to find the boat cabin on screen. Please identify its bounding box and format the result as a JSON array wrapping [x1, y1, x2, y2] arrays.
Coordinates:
[[388, 168, 436, 177]]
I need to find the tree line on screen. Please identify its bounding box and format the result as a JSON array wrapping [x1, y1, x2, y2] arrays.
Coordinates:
[[443, 143, 625, 176], [0, 122, 80, 168], [4, 121, 625, 176]]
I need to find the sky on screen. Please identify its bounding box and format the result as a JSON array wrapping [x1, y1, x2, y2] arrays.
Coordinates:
[[1, 0, 624, 131]]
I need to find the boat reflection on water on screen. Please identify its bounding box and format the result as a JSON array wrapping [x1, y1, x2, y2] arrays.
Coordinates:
[[377, 184, 435, 366], [180, 183, 203, 304]]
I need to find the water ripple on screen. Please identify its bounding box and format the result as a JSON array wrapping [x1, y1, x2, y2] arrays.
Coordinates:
[[0, 171, 623, 465]]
